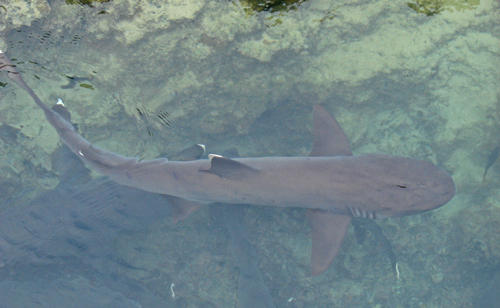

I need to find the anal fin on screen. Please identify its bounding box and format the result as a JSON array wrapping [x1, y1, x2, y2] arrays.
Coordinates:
[[307, 209, 351, 275]]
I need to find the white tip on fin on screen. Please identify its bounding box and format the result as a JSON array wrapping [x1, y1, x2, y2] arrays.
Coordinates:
[[197, 144, 206, 153], [56, 98, 65, 106], [208, 153, 223, 161]]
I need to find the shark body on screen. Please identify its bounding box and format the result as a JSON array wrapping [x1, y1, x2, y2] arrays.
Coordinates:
[[0, 50, 455, 275]]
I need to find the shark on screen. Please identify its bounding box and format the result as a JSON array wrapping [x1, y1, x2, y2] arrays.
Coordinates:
[[0, 50, 455, 275]]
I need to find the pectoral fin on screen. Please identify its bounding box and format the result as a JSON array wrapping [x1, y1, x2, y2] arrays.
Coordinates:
[[310, 105, 352, 157], [307, 209, 351, 275]]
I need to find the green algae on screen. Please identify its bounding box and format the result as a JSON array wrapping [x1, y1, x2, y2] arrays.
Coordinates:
[[240, 0, 306, 13], [79, 83, 94, 89], [316, 9, 338, 23], [264, 14, 283, 27], [407, 0, 480, 16], [65, 0, 111, 7]]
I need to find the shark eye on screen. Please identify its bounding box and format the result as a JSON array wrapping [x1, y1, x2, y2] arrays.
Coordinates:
[[396, 184, 407, 189]]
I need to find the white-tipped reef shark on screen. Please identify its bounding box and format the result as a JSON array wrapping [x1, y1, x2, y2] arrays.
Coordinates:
[[0, 50, 455, 275]]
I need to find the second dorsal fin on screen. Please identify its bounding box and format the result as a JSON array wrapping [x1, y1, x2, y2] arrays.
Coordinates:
[[51, 98, 72, 123]]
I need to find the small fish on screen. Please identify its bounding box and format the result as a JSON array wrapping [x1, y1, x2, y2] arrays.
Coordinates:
[[135, 106, 172, 136], [61, 75, 93, 89], [482, 145, 500, 182]]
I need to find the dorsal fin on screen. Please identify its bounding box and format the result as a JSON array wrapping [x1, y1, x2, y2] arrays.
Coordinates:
[[202, 154, 259, 179], [309, 105, 352, 157]]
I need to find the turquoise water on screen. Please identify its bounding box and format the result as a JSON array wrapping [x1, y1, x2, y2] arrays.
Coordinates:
[[0, 0, 499, 307]]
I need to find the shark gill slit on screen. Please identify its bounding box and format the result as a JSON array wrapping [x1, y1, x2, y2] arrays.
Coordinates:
[[348, 206, 376, 219]]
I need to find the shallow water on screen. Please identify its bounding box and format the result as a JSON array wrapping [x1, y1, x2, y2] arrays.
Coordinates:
[[0, 0, 499, 307]]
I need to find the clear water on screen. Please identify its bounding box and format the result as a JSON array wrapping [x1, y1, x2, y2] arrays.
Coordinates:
[[0, 0, 499, 307]]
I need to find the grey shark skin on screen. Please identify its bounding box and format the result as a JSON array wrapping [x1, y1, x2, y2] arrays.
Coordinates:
[[0, 50, 455, 275]]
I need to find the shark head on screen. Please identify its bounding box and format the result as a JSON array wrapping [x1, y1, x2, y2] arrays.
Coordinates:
[[358, 155, 455, 218]]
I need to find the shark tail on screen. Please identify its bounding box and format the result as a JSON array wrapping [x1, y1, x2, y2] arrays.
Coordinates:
[[0, 50, 143, 175]]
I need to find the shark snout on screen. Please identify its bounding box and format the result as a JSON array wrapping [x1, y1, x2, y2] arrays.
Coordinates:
[[387, 161, 456, 217], [416, 166, 455, 212], [432, 168, 455, 206]]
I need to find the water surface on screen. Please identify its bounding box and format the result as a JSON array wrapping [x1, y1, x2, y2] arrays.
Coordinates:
[[0, 0, 499, 307]]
